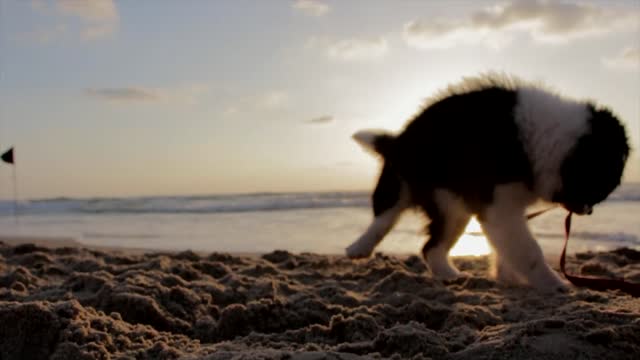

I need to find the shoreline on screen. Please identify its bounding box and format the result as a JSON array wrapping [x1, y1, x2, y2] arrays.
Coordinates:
[[0, 234, 567, 260]]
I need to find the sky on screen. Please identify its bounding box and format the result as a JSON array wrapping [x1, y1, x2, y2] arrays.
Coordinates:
[[0, 0, 638, 199]]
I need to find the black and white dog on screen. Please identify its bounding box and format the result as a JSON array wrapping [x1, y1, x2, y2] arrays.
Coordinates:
[[347, 74, 629, 292]]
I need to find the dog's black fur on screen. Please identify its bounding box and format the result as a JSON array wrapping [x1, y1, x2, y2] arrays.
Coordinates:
[[372, 87, 531, 216]]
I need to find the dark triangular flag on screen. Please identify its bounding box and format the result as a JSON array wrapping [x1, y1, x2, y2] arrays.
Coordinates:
[[1, 147, 14, 165]]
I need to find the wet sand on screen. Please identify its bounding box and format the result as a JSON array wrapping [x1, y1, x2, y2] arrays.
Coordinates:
[[0, 240, 638, 359]]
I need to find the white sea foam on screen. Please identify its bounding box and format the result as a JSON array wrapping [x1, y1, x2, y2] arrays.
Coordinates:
[[2, 183, 638, 216], [0, 192, 370, 216]]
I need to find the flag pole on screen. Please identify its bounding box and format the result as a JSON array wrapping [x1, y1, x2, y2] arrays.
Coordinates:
[[12, 161, 18, 223], [1, 147, 17, 222]]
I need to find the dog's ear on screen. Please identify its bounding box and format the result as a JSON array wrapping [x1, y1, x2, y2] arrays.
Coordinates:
[[353, 130, 383, 150]]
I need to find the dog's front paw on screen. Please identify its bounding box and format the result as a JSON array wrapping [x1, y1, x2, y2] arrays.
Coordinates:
[[346, 242, 374, 259], [431, 267, 464, 281], [554, 282, 571, 294], [529, 273, 571, 294]]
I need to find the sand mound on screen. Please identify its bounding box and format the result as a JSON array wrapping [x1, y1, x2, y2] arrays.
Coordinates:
[[0, 241, 639, 359]]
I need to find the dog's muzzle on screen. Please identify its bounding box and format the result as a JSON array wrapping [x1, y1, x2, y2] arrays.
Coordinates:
[[565, 204, 593, 215]]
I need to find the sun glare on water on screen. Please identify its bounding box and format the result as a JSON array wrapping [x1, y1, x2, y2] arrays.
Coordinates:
[[449, 217, 492, 257]]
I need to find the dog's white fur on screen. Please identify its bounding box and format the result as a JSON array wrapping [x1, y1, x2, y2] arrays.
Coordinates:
[[515, 87, 590, 200]]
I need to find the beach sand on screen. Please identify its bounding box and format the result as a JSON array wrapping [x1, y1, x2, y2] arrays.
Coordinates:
[[0, 239, 639, 360]]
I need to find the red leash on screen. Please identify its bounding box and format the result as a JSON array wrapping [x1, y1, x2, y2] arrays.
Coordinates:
[[527, 209, 640, 296], [559, 212, 640, 297]]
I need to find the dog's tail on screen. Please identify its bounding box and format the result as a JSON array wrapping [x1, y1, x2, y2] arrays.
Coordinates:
[[353, 130, 395, 159]]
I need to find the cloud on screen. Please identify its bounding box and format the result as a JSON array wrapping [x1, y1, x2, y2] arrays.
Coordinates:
[[260, 91, 290, 109], [292, 0, 330, 17], [27, 0, 119, 41], [328, 37, 389, 61], [404, 0, 639, 50], [305, 115, 334, 125], [86, 88, 159, 101], [404, 20, 512, 50], [323, 37, 389, 61], [58, 0, 118, 39], [85, 85, 208, 104], [56, 0, 117, 21], [603, 46, 640, 71], [223, 90, 290, 115]]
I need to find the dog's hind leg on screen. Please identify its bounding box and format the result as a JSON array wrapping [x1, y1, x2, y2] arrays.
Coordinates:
[[346, 165, 409, 259], [421, 189, 471, 280]]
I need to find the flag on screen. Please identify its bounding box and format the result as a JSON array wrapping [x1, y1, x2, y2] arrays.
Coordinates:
[[1, 147, 14, 165]]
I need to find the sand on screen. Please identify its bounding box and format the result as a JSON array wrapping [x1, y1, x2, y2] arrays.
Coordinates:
[[0, 240, 639, 360]]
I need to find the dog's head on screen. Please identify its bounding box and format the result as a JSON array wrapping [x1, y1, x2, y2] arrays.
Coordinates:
[[554, 105, 630, 214]]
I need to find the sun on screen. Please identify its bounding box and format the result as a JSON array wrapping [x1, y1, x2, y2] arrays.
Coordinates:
[[449, 217, 492, 256]]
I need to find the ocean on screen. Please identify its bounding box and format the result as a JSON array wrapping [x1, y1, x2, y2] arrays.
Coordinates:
[[1, 183, 639, 257]]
